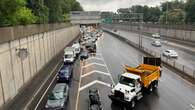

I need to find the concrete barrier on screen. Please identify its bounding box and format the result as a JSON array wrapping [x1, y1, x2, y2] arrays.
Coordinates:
[[0, 24, 79, 107]]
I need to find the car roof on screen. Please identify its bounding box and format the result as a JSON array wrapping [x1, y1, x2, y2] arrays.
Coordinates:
[[61, 65, 71, 70], [53, 83, 67, 92], [121, 73, 140, 79]]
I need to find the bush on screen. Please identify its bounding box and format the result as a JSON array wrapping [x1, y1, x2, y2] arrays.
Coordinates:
[[16, 7, 37, 25]]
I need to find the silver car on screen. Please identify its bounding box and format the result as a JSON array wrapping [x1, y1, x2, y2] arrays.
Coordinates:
[[45, 83, 69, 110], [151, 40, 161, 47], [162, 49, 178, 58]]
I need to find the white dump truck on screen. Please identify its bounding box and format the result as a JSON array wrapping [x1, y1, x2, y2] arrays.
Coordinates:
[[108, 57, 161, 108]]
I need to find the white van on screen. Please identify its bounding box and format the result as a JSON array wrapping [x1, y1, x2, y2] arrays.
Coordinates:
[[64, 47, 76, 63], [72, 42, 81, 56]]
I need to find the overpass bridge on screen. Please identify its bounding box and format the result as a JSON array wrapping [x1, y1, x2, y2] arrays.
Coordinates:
[[0, 12, 195, 110], [70, 11, 101, 26]]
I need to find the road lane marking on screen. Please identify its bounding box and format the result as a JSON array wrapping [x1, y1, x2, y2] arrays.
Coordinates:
[[81, 70, 110, 78], [23, 60, 62, 110], [99, 52, 115, 85], [34, 63, 63, 110], [79, 80, 111, 92], [82, 62, 106, 69], [85, 57, 103, 62], [75, 61, 82, 110]]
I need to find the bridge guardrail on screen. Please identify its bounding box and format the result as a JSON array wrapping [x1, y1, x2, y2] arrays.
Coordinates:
[[103, 28, 195, 80]]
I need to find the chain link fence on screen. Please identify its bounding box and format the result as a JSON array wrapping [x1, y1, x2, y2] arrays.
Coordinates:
[[103, 28, 195, 80]]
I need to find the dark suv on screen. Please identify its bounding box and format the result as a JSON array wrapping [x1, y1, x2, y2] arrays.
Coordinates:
[[57, 64, 73, 83]]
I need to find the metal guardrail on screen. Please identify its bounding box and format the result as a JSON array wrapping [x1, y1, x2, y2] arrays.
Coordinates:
[[103, 28, 195, 80]]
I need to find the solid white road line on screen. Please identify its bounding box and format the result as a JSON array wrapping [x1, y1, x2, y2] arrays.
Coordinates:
[[81, 70, 110, 78], [75, 61, 82, 110], [23, 60, 62, 110], [100, 52, 115, 85], [79, 80, 111, 92], [34, 63, 63, 110], [82, 62, 106, 69]]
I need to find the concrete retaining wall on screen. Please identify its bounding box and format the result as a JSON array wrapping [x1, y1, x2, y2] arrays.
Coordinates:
[[104, 24, 195, 42], [0, 25, 79, 107]]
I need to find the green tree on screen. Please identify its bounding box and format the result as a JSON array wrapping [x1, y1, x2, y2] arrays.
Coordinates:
[[161, 0, 185, 12], [16, 7, 37, 25], [159, 9, 184, 24], [0, 0, 37, 26], [185, 0, 195, 23], [129, 5, 161, 23], [45, 0, 83, 23], [26, 0, 49, 23]]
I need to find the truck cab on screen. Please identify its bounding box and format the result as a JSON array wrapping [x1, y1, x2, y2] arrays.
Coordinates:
[[108, 57, 161, 108], [109, 73, 142, 108]]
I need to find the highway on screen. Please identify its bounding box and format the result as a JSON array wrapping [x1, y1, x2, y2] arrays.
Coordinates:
[[34, 31, 195, 110], [115, 29, 195, 70], [76, 32, 195, 110]]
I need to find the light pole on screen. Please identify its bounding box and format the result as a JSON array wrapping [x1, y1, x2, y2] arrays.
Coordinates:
[[166, 2, 169, 24], [138, 13, 143, 48]]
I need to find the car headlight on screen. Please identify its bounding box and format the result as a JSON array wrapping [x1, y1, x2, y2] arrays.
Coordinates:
[[45, 104, 49, 108], [59, 103, 64, 108]]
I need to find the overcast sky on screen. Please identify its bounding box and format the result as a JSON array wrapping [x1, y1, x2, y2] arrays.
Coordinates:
[[77, 0, 172, 12]]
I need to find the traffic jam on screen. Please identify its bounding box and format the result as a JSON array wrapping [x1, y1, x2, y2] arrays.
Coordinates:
[[44, 26, 162, 110], [44, 25, 103, 110]]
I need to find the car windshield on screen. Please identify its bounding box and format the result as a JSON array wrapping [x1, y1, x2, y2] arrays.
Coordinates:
[[60, 69, 69, 75], [119, 76, 135, 87], [64, 54, 72, 58], [48, 91, 64, 100]]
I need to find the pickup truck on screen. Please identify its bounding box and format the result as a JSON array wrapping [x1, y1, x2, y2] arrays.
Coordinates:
[[108, 57, 161, 108]]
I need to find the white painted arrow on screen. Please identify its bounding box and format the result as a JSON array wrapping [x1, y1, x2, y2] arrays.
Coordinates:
[[79, 80, 111, 91], [82, 62, 106, 69], [81, 70, 110, 78]]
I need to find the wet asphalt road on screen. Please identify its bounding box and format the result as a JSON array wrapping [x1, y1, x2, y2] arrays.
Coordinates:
[[96, 32, 195, 110], [115, 29, 195, 70], [37, 32, 195, 110]]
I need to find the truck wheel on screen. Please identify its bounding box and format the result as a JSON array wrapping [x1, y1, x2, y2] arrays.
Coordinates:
[[154, 81, 159, 89], [149, 85, 153, 92]]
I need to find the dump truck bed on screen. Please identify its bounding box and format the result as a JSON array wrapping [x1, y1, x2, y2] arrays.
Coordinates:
[[124, 64, 161, 88]]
